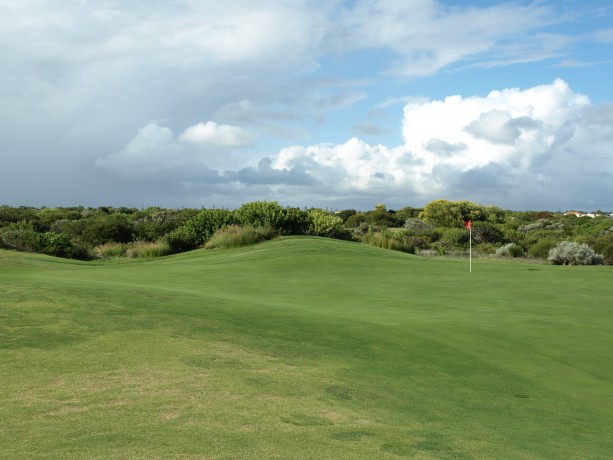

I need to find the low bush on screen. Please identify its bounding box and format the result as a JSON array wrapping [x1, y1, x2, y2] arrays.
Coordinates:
[[441, 228, 470, 248], [548, 241, 604, 265], [475, 242, 498, 255], [0, 220, 40, 251], [164, 226, 201, 253], [496, 243, 525, 258], [471, 221, 505, 244], [591, 233, 613, 265], [307, 209, 352, 240], [38, 232, 77, 258], [204, 225, 276, 249], [528, 237, 560, 259]]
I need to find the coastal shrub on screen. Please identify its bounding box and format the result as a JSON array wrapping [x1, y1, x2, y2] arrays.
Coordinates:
[[548, 241, 603, 265], [591, 233, 613, 265], [94, 242, 127, 258], [38, 232, 76, 258], [441, 228, 470, 248], [126, 241, 172, 258], [496, 243, 524, 258], [362, 230, 415, 254], [307, 209, 352, 240], [528, 237, 560, 259], [204, 225, 275, 249], [471, 221, 505, 244], [81, 213, 133, 246], [164, 226, 200, 253], [0, 220, 40, 251], [184, 208, 236, 243], [403, 218, 434, 233]]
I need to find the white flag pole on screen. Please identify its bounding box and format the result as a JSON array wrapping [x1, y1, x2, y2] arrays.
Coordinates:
[[469, 225, 472, 273], [465, 220, 472, 273]]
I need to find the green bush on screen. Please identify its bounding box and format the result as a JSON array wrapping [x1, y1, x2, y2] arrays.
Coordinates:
[[81, 213, 134, 246], [403, 218, 434, 233], [307, 209, 352, 240], [184, 208, 236, 244], [548, 241, 604, 265], [165, 208, 236, 252], [0, 220, 40, 251], [235, 201, 282, 228], [164, 226, 200, 253], [475, 242, 498, 255], [441, 228, 470, 248], [204, 225, 275, 249], [496, 243, 524, 258], [471, 221, 505, 244], [528, 237, 560, 259], [591, 233, 613, 265], [38, 232, 76, 258], [276, 207, 310, 235]]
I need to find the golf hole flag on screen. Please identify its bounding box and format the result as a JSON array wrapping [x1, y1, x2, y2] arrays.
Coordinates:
[[465, 220, 472, 272]]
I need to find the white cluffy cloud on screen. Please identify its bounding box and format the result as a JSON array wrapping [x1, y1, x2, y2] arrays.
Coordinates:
[[269, 79, 611, 209], [96, 121, 253, 176], [96, 80, 612, 210], [400, 78, 590, 193], [179, 121, 255, 148]]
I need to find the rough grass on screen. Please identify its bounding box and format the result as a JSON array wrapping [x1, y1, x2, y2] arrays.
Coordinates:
[[125, 240, 172, 258], [95, 240, 172, 259], [1, 237, 612, 458], [204, 224, 275, 249], [362, 231, 415, 253]]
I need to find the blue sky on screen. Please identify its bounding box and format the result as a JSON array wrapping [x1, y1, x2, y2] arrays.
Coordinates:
[[1, 0, 612, 211]]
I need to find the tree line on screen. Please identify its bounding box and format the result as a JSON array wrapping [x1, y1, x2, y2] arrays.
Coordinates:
[[1, 200, 611, 264]]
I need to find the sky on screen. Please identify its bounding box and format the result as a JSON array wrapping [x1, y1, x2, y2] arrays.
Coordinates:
[[1, 0, 612, 211]]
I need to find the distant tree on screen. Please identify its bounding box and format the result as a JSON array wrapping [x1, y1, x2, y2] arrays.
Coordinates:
[[419, 200, 488, 228]]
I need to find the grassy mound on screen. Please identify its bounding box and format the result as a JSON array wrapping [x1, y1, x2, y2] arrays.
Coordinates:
[[1, 237, 612, 458]]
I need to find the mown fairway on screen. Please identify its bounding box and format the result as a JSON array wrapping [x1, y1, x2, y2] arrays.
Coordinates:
[[1, 237, 612, 459]]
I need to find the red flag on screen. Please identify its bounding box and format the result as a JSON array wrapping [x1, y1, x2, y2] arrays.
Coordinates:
[[465, 220, 472, 229]]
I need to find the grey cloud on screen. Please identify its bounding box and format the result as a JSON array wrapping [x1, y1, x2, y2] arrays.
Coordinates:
[[465, 110, 520, 145], [228, 158, 317, 186], [352, 122, 388, 136], [584, 103, 613, 125], [426, 139, 468, 156]]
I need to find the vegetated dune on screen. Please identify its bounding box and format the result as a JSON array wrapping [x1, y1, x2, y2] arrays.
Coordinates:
[[1, 237, 612, 458]]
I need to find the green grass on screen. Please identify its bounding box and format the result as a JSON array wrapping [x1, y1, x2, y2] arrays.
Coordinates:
[[1, 237, 612, 458]]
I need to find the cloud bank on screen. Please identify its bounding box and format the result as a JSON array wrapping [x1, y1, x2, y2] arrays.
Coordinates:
[[96, 80, 612, 210], [2, 1, 612, 210]]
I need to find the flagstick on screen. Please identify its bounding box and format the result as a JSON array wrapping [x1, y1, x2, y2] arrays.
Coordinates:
[[469, 226, 472, 273]]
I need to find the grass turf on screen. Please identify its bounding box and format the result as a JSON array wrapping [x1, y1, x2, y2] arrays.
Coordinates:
[[1, 237, 612, 458]]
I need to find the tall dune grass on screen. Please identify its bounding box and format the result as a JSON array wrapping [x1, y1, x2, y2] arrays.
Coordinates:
[[204, 224, 275, 249], [362, 230, 415, 253], [95, 241, 172, 259], [125, 240, 172, 258]]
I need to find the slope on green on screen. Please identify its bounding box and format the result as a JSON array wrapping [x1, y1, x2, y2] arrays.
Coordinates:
[[1, 237, 612, 458]]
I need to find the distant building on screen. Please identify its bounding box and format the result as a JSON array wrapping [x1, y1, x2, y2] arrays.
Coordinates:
[[563, 210, 611, 218]]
